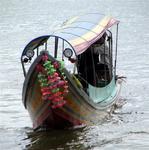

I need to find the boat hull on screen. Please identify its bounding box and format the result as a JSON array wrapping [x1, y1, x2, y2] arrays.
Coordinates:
[[22, 54, 122, 129]]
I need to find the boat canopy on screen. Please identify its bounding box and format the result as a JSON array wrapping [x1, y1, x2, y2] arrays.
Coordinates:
[[22, 13, 119, 57]]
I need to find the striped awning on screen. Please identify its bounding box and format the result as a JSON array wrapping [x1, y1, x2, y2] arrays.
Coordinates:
[[22, 13, 119, 56], [54, 13, 119, 55]]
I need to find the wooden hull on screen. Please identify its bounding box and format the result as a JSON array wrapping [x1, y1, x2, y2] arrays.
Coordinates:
[[22, 55, 122, 129]]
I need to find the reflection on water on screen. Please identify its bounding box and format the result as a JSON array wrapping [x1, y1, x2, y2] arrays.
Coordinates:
[[26, 127, 86, 150], [1, 0, 149, 149], [24, 117, 149, 150]]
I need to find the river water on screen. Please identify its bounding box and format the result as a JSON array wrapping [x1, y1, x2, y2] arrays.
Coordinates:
[[0, 0, 149, 149]]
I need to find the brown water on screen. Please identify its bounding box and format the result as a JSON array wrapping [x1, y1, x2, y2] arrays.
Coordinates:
[[0, 0, 149, 149]]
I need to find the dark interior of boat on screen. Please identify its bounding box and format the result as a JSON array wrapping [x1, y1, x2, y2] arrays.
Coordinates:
[[77, 44, 111, 88]]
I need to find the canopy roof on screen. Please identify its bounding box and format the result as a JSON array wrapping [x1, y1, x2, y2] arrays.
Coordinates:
[[22, 13, 119, 56]]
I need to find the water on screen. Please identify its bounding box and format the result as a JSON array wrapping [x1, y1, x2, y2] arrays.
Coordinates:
[[0, 0, 149, 149]]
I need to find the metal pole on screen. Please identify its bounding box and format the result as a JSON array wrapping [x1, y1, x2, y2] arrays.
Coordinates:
[[90, 47, 96, 86], [62, 39, 64, 60], [37, 47, 39, 56], [114, 24, 119, 77], [54, 37, 58, 58]]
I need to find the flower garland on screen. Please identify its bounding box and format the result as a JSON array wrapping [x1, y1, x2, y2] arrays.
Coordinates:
[[36, 54, 68, 109]]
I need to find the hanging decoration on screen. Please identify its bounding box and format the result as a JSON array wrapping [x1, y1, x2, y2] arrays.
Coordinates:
[[37, 54, 68, 109]]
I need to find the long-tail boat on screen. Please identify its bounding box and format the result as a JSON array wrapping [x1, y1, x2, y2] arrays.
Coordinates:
[[21, 13, 123, 129]]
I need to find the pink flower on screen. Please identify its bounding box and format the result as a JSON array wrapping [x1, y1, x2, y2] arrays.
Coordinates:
[[42, 55, 48, 61]]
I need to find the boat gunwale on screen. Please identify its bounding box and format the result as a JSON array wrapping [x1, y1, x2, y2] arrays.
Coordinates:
[[22, 53, 122, 110]]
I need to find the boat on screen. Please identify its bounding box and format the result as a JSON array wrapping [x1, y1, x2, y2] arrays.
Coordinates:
[[21, 13, 123, 130]]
